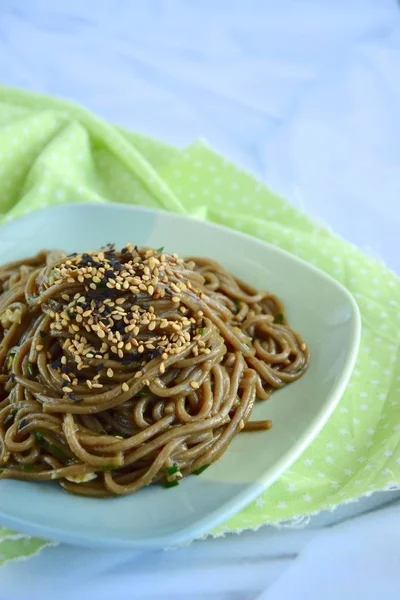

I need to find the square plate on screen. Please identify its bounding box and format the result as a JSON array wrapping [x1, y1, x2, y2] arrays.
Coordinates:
[[0, 203, 361, 548]]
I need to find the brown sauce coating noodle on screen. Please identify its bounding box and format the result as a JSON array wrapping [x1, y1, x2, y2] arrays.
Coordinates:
[[0, 245, 309, 496]]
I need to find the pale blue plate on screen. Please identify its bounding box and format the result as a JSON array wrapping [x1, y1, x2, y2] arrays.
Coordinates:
[[0, 203, 361, 548]]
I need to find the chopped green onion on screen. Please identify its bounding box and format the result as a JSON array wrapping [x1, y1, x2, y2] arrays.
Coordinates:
[[17, 418, 27, 432], [22, 464, 35, 472], [96, 280, 107, 289], [37, 437, 68, 462], [33, 431, 44, 441], [164, 479, 179, 488], [67, 309, 77, 318], [27, 362, 36, 377], [193, 464, 210, 476], [156, 246, 164, 253], [47, 443, 68, 462], [48, 269, 56, 284], [135, 388, 148, 397], [0, 469, 3, 474], [166, 463, 179, 476], [274, 313, 284, 324], [6, 351, 16, 371], [198, 327, 206, 335], [3, 409, 16, 426]]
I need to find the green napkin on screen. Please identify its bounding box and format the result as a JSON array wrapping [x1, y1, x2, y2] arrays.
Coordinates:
[[0, 86, 399, 565]]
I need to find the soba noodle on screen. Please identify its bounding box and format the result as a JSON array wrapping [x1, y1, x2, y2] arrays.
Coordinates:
[[0, 244, 309, 496]]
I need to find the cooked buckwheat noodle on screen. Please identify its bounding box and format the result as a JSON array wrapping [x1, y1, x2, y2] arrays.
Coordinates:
[[0, 244, 309, 496]]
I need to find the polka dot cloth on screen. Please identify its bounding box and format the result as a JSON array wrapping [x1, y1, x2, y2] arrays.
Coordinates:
[[0, 87, 399, 563]]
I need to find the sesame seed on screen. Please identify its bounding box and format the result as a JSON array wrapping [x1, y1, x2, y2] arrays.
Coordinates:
[[63, 387, 73, 393], [122, 382, 129, 392], [107, 368, 114, 378], [36, 344, 44, 351], [190, 381, 200, 389], [172, 296, 180, 303], [159, 362, 165, 374]]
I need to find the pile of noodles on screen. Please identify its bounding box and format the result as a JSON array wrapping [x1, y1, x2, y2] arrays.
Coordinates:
[[0, 244, 309, 496]]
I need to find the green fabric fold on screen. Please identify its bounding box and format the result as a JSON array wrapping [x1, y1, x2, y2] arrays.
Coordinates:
[[0, 86, 399, 565]]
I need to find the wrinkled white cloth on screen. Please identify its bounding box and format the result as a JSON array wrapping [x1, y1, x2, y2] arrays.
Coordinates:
[[257, 504, 400, 600], [0, 0, 399, 598]]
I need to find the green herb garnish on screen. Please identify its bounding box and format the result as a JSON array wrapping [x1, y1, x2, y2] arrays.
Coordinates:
[[6, 351, 16, 371], [22, 464, 35, 472], [164, 479, 179, 488], [156, 246, 164, 253], [198, 327, 206, 335], [27, 362, 36, 377], [96, 280, 107, 289], [193, 464, 210, 476], [47, 443, 68, 461], [0, 469, 3, 474], [274, 313, 284, 324], [48, 268, 56, 284], [67, 309, 77, 318], [17, 418, 27, 432], [135, 388, 148, 398], [36, 437, 68, 462], [166, 463, 179, 476], [3, 409, 16, 426]]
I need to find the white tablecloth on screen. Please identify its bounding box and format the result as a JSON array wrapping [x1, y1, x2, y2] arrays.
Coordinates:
[[0, 1, 399, 598]]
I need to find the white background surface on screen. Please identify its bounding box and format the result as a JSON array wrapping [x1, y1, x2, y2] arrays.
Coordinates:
[[0, 1, 399, 598]]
